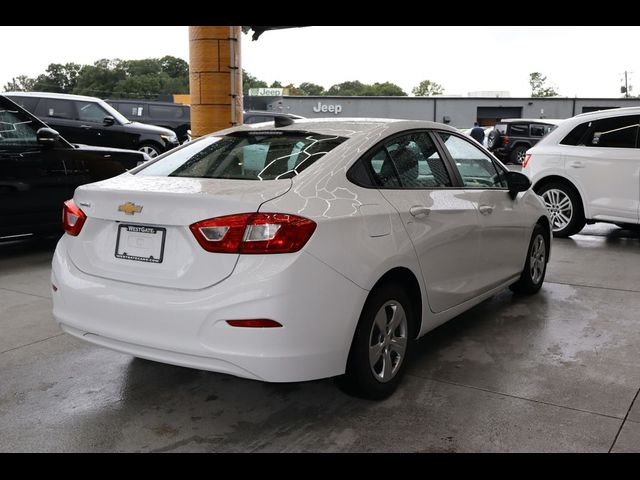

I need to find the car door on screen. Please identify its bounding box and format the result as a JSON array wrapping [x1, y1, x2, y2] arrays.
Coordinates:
[[565, 114, 640, 224], [366, 131, 483, 313], [0, 98, 70, 237], [435, 132, 529, 290]]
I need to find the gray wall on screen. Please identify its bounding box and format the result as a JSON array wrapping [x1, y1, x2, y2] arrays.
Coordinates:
[[257, 96, 640, 128]]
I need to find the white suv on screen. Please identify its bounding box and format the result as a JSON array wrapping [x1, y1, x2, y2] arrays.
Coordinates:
[[523, 107, 640, 237]]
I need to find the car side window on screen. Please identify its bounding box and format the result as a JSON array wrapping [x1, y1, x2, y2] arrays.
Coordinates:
[[385, 133, 452, 188], [367, 148, 401, 188], [582, 115, 640, 148], [75, 101, 109, 123], [0, 106, 39, 148], [438, 133, 507, 189], [43, 99, 75, 120]]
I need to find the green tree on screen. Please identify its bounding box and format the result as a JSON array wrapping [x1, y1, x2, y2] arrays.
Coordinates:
[[270, 80, 283, 88], [529, 72, 558, 97], [412, 79, 444, 96], [298, 82, 325, 96], [327, 80, 368, 96], [365, 82, 407, 96], [3, 75, 36, 92], [283, 83, 304, 96], [30, 63, 81, 93], [242, 69, 268, 94], [73, 59, 126, 98]]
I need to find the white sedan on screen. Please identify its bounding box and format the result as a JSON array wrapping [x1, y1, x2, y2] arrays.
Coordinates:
[[52, 118, 551, 399]]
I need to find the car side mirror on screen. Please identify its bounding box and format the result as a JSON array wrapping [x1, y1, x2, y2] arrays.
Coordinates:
[[103, 115, 115, 126], [506, 170, 531, 199], [36, 127, 60, 146]]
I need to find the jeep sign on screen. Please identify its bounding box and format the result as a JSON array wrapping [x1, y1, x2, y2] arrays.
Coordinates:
[[312, 102, 342, 115]]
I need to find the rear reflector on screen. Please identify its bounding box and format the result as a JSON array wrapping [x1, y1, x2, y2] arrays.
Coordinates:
[[523, 154, 532, 168], [226, 319, 283, 328], [62, 199, 87, 236], [190, 213, 316, 254]]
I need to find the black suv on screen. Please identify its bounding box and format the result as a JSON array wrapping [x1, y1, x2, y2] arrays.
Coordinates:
[[107, 99, 191, 144], [487, 118, 561, 164], [5, 92, 180, 158], [0, 95, 148, 239]]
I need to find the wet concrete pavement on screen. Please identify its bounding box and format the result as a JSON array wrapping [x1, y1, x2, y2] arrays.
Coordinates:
[[1, 224, 639, 452]]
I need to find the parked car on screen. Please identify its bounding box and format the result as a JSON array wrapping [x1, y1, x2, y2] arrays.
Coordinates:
[[51, 118, 550, 399], [487, 118, 562, 164], [0, 95, 149, 240], [524, 107, 640, 237], [4, 92, 180, 158], [107, 99, 191, 144], [243, 110, 305, 124]]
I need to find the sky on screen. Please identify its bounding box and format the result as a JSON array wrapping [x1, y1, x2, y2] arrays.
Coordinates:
[[2, 26, 639, 98]]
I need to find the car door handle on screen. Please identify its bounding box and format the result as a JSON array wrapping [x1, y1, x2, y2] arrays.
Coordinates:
[[409, 206, 431, 217], [479, 205, 494, 215], [80, 125, 92, 130], [568, 161, 585, 168]]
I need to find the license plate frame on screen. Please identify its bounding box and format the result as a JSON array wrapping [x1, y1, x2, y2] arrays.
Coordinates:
[[115, 224, 166, 264]]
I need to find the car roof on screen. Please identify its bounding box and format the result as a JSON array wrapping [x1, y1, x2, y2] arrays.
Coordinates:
[[217, 117, 458, 138], [107, 99, 188, 107], [572, 106, 640, 119], [498, 118, 564, 125], [4, 91, 102, 102]]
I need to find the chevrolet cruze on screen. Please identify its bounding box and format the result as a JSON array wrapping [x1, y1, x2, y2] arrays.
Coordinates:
[[52, 118, 551, 399]]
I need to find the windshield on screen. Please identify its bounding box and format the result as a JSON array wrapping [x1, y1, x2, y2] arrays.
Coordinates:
[[136, 131, 346, 180], [97, 99, 131, 124]]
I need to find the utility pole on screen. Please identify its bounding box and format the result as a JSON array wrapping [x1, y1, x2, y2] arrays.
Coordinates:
[[620, 71, 633, 97]]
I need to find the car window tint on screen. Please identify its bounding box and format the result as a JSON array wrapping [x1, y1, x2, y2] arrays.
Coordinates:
[[149, 105, 183, 119], [530, 124, 546, 136], [7, 96, 39, 113], [44, 99, 75, 120], [508, 124, 528, 136], [386, 132, 451, 188], [116, 103, 143, 118], [75, 101, 109, 123], [0, 106, 39, 148], [438, 133, 507, 188], [560, 122, 590, 145], [583, 115, 640, 148], [137, 132, 346, 180], [367, 148, 400, 188]]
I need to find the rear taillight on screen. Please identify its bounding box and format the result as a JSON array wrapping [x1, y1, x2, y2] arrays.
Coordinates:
[[62, 200, 87, 236], [226, 319, 282, 328], [190, 213, 317, 254], [522, 154, 532, 168], [502, 136, 510, 146]]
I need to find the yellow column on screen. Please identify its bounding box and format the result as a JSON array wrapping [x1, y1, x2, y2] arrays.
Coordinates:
[[189, 26, 243, 138]]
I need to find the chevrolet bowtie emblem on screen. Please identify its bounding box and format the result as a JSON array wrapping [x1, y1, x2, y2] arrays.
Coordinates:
[[118, 202, 143, 215]]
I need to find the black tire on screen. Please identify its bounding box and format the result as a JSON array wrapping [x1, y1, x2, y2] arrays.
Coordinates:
[[535, 181, 585, 237], [138, 142, 162, 158], [510, 223, 549, 294], [487, 129, 501, 150], [336, 283, 415, 400], [510, 145, 528, 165]]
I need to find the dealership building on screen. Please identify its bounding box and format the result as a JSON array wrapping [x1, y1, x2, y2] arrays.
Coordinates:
[[247, 95, 640, 128]]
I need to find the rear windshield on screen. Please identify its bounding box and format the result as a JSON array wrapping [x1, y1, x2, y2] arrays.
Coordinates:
[[137, 131, 346, 180]]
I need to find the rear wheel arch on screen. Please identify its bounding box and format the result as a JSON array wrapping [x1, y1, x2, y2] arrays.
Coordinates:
[[367, 267, 422, 340], [533, 176, 587, 215]]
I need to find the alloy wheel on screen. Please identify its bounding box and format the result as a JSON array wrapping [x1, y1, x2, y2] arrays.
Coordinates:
[[368, 301, 408, 383], [542, 189, 573, 232], [530, 234, 546, 284], [139, 145, 160, 158]]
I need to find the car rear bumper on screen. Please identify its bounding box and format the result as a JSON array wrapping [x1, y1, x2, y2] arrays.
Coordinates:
[[51, 237, 368, 382]]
